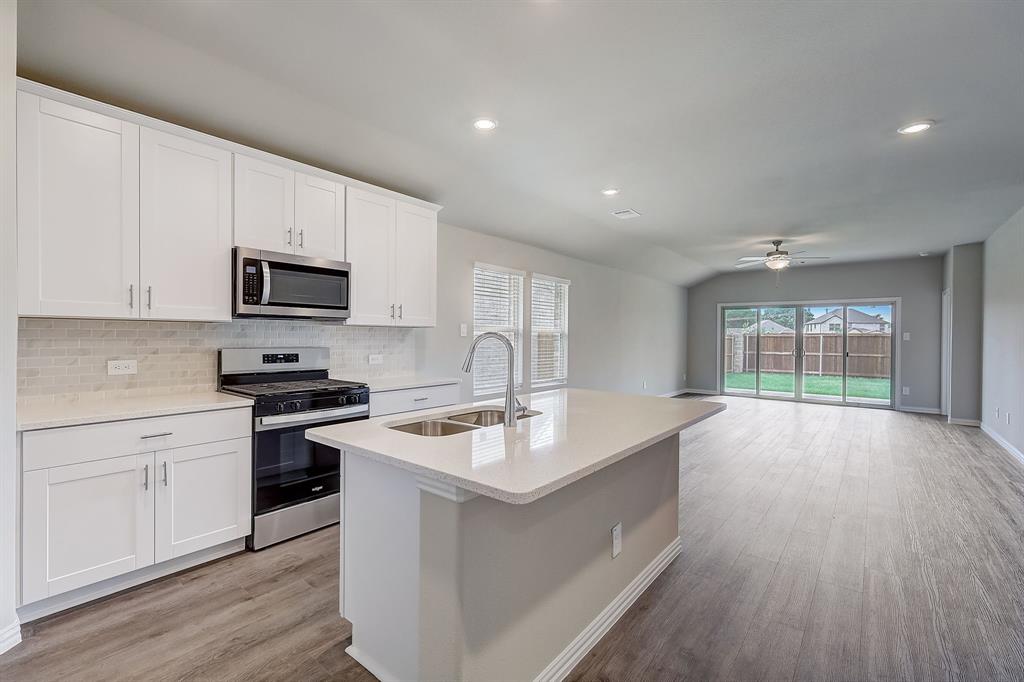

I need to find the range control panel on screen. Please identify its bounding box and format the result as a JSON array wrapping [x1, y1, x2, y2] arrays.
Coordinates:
[[263, 353, 300, 364]]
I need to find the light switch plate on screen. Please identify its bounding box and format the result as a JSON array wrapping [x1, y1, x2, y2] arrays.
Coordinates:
[[902, 386, 910, 396], [460, 323, 468, 337], [611, 522, 622, 558], [107, 359, 137, 376], [368, 354, 384, 366]]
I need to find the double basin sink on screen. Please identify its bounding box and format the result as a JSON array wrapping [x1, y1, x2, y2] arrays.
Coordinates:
[[389, 408, 540, 436]]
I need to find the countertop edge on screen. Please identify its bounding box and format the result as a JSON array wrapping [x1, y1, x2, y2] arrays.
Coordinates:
[[17, 396, 255, 432], [306, 398, 726, 504]]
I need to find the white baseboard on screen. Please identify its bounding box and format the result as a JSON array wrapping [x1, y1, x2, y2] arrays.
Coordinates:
[[948, 417, 981, 427], [981, 422, 1024, 468], [533, 536, 682, 682], [899, 405, 942, 415], [17, 539, 244, 623], [0, 619, 22, 656]]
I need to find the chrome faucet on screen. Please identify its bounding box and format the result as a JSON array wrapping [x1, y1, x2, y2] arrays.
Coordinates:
[[461, 332, 526, 427]]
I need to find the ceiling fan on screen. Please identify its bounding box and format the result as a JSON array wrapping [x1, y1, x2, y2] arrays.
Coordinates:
[[734, 239, 830, 271]]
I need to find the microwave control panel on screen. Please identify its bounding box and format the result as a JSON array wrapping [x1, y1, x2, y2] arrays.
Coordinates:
[[242, 261, 260, 304]]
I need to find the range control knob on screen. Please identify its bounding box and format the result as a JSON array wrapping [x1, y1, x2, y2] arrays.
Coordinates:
[[287, 400, 302, 412]]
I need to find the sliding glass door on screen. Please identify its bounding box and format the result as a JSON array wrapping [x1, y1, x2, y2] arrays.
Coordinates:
[[721, 301, 894, 407]]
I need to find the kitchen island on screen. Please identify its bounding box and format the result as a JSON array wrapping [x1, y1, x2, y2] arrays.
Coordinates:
[[306, 388, 724, 682]]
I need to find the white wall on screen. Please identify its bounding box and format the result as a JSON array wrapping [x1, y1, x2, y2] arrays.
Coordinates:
[[686, 256, 944, 411], [417, 223, 688, 401], [981, 205, 1024, 455], [1, 0, 21, 656], [943, 243, 984, 422]]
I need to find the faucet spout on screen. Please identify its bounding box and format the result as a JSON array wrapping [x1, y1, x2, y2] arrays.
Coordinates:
[[461, 332, 521, 427]]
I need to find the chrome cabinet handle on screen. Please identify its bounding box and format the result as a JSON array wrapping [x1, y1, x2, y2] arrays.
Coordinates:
[[162, 461, 168, 487], [140, 432, 173, 439], [129, 284, 134, 309], [390, 304, 395, 319], [298, 229, 304, 248], [287, 228, 293, 246], [413, 396, 429, 402], [398, 304, 403, 320], [146, 286, 153, 310], [143, 464, 149, 491]]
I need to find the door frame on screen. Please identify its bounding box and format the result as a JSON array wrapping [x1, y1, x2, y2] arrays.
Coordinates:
[[716, 297, 901, 410]]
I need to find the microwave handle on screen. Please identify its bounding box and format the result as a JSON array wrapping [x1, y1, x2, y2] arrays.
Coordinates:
[[260, 261, 271, 305]]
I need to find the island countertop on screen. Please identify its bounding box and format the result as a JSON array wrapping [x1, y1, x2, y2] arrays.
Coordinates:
[[306, 388, 724, 504]]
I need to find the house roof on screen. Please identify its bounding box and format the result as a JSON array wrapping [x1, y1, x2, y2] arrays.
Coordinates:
[[808, 308, 888, 325], [742, 319, 793, 334]]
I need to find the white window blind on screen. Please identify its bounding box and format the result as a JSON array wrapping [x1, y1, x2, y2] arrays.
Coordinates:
[[472, 265, 523, 396], [531, 275, 570, 387]]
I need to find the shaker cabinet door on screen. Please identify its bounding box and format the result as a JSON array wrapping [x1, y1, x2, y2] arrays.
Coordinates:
[[234, 154, 295, 253], [296, 173, 346, 261], [22, 454, 155, 604], [346, 187, 396, 326], [140, 128, 233, 321], [17, 92, 140, 318], [394, 201, 437, 327]]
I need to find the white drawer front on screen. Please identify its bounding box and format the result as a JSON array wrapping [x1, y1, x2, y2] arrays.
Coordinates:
[[22, 408, 252, 471], [369, 383, 460, 417]]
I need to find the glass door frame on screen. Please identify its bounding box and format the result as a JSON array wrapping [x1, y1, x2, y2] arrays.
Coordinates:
[[717, 298, 899, 409]]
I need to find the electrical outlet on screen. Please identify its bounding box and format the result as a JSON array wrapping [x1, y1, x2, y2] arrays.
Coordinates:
[[459, 323, 468, 337], [611, 522, 622, 558], [368, 354, 384, 366], [642, 380, 647, 390], [902, 332, 911, 341], [107, 359, 137, 376], [902, 386, 910, 396]]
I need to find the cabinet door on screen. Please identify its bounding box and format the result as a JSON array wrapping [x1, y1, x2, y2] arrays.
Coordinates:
[[155, 438, 251, 562], [296, 173, 345, 260], [394, 202, 437, 327], [140, 128, 233, 321], [22, 454, 154, 604], [234, 154, 295, 253], [17, 92, 140, 318], [346, 187, 396, 326]]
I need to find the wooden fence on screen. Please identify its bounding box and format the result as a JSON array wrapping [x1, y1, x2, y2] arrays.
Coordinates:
[[724, 332, 891, 378]]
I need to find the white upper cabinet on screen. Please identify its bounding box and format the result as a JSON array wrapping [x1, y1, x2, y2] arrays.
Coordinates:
[[394, 201, 438, 327], [141, 129, 233, 321], [295, 173, 346, 261], [233, 154, 295, 253], [155, 438, 251, 562], [347, 187, 397, 326], [17, 93, 140, 318]]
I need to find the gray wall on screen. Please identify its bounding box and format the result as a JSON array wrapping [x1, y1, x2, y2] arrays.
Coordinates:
[[1, 0, 19, 654], [945, 244, 984, 422], [982, 205, 1024, 452], [686, 256, 944, 411], [417, 223, 688, 401]]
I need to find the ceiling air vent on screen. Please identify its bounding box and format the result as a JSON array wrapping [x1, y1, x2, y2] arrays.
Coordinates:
[[611, 208, 642, 220]]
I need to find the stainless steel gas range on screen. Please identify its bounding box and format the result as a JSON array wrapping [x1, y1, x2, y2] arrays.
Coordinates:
[[217, 347, 369, 550]]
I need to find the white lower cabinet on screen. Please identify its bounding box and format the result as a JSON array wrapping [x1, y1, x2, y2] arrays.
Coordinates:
[[21, 409, 252, 605], [155, 438, 251, 562]]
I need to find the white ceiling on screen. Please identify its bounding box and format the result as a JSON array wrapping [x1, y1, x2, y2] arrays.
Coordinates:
[[16, 1, 1024, 285]]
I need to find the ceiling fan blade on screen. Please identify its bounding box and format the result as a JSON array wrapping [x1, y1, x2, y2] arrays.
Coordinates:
[[788, 250, 807, 255], [736, 256, 766, 261], [794, 256, 831, 260], [734, 260, 766, 269]]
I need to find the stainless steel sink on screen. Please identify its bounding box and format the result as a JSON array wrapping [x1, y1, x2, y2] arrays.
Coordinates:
[[447, 409, 540, 427], [388, 420, 479, 437]]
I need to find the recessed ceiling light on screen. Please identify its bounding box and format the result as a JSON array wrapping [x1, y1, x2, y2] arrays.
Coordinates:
[[898, 120, 934, 135], [473, 118, 498, 131], [601, 188, 619, 196]]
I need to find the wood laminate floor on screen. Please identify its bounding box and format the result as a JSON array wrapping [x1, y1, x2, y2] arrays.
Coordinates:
[[2, 396, 1023, 681]]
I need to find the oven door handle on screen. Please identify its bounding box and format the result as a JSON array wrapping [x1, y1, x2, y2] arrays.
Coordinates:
[[256, 405, 368, 431]]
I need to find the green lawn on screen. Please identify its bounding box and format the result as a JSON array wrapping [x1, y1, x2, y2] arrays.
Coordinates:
[[724, 372, 890, 401]]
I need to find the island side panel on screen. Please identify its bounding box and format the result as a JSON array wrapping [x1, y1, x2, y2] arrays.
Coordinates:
[[424, 433, 681, 681]]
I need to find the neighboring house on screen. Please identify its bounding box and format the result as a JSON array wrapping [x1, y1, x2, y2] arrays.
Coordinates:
[[804, 308, 889, 333], [741, 319, 793, 335]]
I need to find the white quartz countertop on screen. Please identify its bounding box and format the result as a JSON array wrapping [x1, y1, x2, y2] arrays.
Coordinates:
[[306, 388, 724, 504], [363, 375, 461, 393], [17, 392, 254, 431]]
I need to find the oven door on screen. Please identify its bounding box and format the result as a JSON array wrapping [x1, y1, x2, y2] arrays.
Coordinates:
[[235, 247, 351, 319], [252, 405, 367, 515]]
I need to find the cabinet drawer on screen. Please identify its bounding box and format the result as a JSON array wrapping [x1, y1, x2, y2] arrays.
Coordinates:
[[22, 408, 252, 471], [369, 383, 460, 417]]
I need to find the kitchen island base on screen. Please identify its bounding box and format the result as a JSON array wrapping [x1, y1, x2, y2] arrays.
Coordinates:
[[342, 433, 680, 682]]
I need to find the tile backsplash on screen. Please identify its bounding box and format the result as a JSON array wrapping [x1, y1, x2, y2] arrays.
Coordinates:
[[17, 317, 418, 401]]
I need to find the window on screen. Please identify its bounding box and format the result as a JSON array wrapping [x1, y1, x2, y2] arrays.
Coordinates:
[[472, 264, 523, 396], [531, 274, 570, 387], [828, 322, 841, 333]]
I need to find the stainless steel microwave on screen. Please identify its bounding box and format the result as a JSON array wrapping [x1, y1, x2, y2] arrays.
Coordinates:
[[233, 247, 351, 320]]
